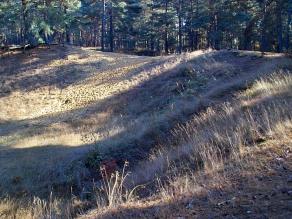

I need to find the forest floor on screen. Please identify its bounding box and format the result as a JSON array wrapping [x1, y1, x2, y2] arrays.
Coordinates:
[[0, 46, 291, 218]]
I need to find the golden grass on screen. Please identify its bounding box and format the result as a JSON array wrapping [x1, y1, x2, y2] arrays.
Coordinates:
[[81, 69, 292, 219], [1, 47, 291, 218], [130, 70, 292, 183], [0, 47, 209, 153], [0, 195, 78, 219], [243, 72, 292, 98]]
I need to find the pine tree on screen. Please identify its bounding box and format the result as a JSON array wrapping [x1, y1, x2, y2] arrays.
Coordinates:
[[1, 0, 290, 53]]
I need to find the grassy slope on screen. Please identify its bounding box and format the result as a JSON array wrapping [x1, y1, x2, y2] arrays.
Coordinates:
[[81, 56, 292, 218], [0, 46, 291, 218], [86, 73, 292, 219]]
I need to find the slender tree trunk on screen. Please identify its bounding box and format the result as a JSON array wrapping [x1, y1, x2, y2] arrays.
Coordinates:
[[150, 0, 155, 52], [109, 2, 114, 52], [276, 0, 283, 53], [62, 3, 71, 45], [164, 0, 169, 54], [208, 0, 217, 49], [188, 0, 194, 51], [260, 0, 268, 52], [286, 7, 292, 51], [43, 0, 51, 45], [194, 0, 199, 50], [177, 0, 183, 54], [207, 27, 211, 48], [214, 12, 219, 50], [94, 18, 99, 47], [243, 21, 253, 50], [21, 0, 28, 48], [101, 0, 106, 51]]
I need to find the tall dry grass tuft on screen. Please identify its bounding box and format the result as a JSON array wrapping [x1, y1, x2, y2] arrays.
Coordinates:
[[243, 71, 292, 98], [94, 162, 141, 209], [0, 163, 141, 219], [0, 194, 77, 219]]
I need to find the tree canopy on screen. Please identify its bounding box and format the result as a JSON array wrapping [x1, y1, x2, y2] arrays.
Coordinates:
[[0, 0, 291, 53]]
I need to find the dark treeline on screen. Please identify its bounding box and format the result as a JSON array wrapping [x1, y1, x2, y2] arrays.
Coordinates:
[[0, 0, 291, 54]]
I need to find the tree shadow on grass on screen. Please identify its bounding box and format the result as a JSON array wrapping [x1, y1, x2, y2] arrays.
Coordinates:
[[0, 46, 159, 98], [0, 143, 94, 198], [1, 89, 290, 201], [0, 49, 187, 198], [0, 51, 289, 200], [0, 46, 67, 74], [0, 52, 286, 158]]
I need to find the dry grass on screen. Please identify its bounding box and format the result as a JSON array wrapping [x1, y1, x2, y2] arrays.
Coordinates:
[[91, 134, 292, 219], [0, 195, 76, 219], [1, 47, 238, 197], [0, 46, 291, 218], [82, 70, 292, 218], [132, 71, 292, 184], [0, 46, 182, 195], [0, 164, 138, 219], [243, 72, 292, 98], [94, 162, 140, 209]]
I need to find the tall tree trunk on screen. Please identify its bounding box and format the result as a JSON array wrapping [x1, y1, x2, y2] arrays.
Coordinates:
[[109, 2, 114, 52], [21, 0, 28, 47], [101, 0, 106, 51], [286, 6, 292, 52], [188, 0, 194, 51], [177, 0, 183, 54], [214, 12, 219, 50], [208, 0, 217, 49], [62, 2, 71, 45], [150, 0, 155, 52], [94, 18, 99, 47], [276, 0, 283, 53], [194, 0, 199, 50], [243, 21, 253, 50], [164, 0, 169, 54], [260, 0, 268, 52], [43, 0, 50, 45]]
